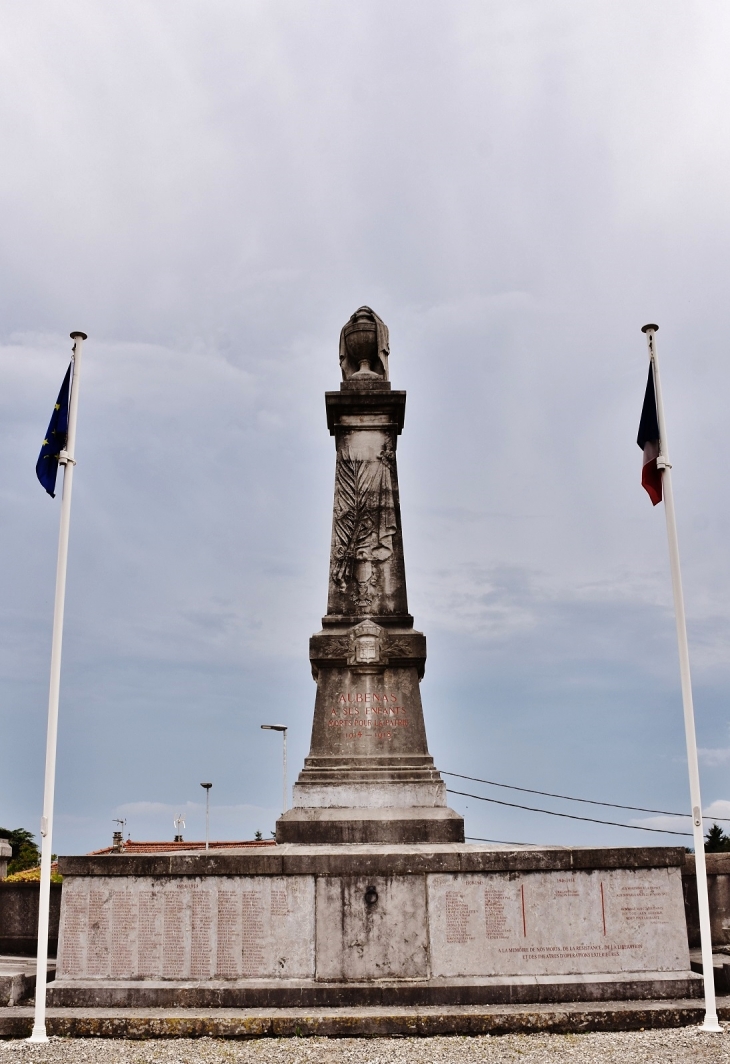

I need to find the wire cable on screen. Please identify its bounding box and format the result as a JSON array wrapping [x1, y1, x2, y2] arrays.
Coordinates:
[[465, 836, 536, 846], [447, 788, 693, 836], [444, 771, 730, 824]]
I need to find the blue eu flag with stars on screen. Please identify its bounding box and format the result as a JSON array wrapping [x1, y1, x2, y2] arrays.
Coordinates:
[[36, 364, 72, 497]]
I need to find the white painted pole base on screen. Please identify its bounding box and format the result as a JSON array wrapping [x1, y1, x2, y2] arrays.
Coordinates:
[[700, 1018, 723, 1033], [27, 1027, 49, 1043]]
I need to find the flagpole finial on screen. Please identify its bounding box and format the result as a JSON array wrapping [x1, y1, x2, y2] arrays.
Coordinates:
[[70, 331, 87, 340], [641, 323, 659, 333]]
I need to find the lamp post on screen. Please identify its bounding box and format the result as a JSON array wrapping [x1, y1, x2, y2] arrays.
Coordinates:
[[200, 782, 212, 851], [261, 725, 288, 816]]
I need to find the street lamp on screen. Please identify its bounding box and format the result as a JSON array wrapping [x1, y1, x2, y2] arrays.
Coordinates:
[[261, 725, 288, 816], [200, 783, 212, 851]]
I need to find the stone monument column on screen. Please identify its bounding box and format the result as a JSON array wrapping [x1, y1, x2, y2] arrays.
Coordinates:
[[277, 307, 464, 844]]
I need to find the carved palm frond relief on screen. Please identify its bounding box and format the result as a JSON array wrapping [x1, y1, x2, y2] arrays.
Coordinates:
[[318, 637, 350, 657], [332, 455, 375, 588]]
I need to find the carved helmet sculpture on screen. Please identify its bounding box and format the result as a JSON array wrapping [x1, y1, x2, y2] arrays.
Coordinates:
[[339, 306, 390, 381]]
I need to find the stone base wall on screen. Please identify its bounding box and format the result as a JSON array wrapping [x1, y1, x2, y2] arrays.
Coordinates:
[[47, 971, 700, 1008], [0, 882, 62, 956], [47, 845, 699, 1006], [682, 852, 730, 948]]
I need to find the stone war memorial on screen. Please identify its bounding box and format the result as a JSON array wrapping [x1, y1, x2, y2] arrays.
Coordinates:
[[48, 307, 700, 1007]]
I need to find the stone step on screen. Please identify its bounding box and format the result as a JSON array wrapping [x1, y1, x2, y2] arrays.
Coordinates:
[[302, 756, 437, 766], [689, 949, 730, 993], [0, 957, 55, 1007], [1, 998, 729, 1039], [294, 772, 445, 783]]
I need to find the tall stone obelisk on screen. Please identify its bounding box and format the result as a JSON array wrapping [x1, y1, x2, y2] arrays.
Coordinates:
[[277, 307, 464, 843]]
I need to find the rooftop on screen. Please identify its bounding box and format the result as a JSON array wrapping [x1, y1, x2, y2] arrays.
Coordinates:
[[89, 839, 276, 855]]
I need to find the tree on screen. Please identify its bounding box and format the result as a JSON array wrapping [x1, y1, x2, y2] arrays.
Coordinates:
[[254, 830, 263, 841], [0, 828, 41, 875], [704, 823, 730, 852]]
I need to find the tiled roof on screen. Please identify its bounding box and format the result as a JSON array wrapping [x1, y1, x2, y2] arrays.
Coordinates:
[[88, 839, 276, 855]]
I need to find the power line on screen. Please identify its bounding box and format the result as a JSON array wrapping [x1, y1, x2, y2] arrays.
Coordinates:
[[465, 836, 536, 846], [444, 771, 730, 825], [447, 788, 693, 837]]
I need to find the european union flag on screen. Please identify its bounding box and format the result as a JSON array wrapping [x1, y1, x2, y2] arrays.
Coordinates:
[[36, 364, 72, 497]]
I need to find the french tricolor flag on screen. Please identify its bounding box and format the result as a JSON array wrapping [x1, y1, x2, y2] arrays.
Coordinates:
[[637, 363, 663, 506]]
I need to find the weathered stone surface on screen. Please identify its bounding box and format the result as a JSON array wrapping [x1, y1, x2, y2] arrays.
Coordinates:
[[689, 948, 730, 993], [326, 422, 407, 620], [0, 882, 62, 955], [277, 809, 464, 845], [45, 972, 703, 1009], [316, 875, 429, 981], [4, 997, 730, 1038], [57, 844, 688, 879], [56, 876, 314, 983], [284, 307, 463, 844], [683, 852, 730, 947], [0, 841, 10, 882], [339, 306, 391, 383], [301, 668, 433, 770], [427, 867, 688, 978], [0, 956, 55, 1006], [49, 845, 698, 1007], [309, 630, 427, 679]]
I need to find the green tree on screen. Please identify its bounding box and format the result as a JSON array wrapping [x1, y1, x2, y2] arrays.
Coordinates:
[[704, 823, 730, 852], [0, 828, 41, 874], [254, 830, 263, 841]]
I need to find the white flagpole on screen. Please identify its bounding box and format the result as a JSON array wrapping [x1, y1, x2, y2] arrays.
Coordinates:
[[28, 331, 87, 1044], [641, 324, 720, 1032]]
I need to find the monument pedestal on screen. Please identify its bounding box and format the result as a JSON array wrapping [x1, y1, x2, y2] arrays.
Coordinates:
[[276, 807, 464, 845], [48, 844, 700, 1008]]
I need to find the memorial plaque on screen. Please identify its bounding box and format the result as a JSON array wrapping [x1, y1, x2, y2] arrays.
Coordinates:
[[57, 875, 316, 982], [242, 890, 265, 976], [429, 867, 689, 978], [162, 888, 188, 978], [240, 876, 315, 980], [216, 889, 241, 978], [86, 889, 111, 977], [271, 889, 288, 916], [445, 890, 474, 944], [191, 889, 214, 978], [484, 886, 511, 941], [110, 890, 137, 978], [57, 887, 88, 978], [138, 890, 163, 976]]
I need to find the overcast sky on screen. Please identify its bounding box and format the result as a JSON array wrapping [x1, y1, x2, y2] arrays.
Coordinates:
[[1, 1, 730, 854]]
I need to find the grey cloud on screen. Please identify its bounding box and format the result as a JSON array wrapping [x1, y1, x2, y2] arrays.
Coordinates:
[[2, 1, 730, 854]]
